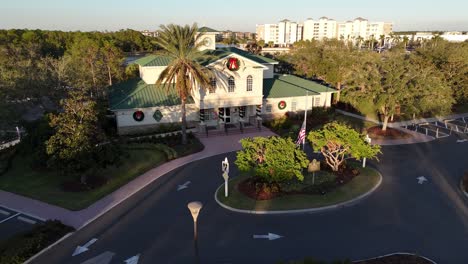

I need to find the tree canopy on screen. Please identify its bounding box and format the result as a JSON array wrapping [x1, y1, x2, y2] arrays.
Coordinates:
[[307, 122, 381, 172], [235, 136, 309, 182]]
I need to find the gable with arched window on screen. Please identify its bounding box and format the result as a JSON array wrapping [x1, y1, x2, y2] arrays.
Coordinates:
[[246, 75, 253, 92], [228, 76, 235, 92]]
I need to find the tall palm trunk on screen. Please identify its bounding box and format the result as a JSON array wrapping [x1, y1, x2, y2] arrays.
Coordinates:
[[335, 82, 341, 103], [181, 98, 187, 145]]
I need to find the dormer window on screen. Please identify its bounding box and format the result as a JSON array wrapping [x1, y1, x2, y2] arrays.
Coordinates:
[[228, 77, 235, 93], [246, 75, 253, 92], [209, 78, 216, 93]]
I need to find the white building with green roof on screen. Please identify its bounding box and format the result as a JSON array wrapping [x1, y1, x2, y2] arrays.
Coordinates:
[[108, 29, 335, 135]]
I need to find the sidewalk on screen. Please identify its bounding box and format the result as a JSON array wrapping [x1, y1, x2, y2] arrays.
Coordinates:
[[0, 128, 276, 229], [336, 109, 468, 145]]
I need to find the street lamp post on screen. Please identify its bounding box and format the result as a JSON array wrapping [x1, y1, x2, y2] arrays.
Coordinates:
[[187, 201, 203, 240], [222, 157, 230, 197], [187, 201, 203, 264], [362, 134, 372, 168]]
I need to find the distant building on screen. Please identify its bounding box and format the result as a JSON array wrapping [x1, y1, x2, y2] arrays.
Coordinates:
[[257, 17, 393, 44], [140, 30, 158, 37], [336, 18, 392, 41], [303, 17, 337, 40]]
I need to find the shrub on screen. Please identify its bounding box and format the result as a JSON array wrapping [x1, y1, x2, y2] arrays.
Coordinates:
[[0, 147, 16, 175], [236, 136, 309, 183], [0, 220, 74, 264]]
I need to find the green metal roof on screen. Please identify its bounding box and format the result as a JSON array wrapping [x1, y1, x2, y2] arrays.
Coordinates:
[[198, 27, 219, 33], [263, 75, 336, 98], [134, 47, 278, 67], [109, 78, 194, 110], [133, 55, 172, 67]]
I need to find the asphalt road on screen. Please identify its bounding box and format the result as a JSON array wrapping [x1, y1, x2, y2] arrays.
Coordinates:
[[31, 135, 468, 264]]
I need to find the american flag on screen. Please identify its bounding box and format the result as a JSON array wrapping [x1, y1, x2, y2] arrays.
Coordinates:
[[296, 120, 306, 146]]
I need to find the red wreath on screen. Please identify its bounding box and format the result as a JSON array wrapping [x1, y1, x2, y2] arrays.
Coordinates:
[[133, 110, 145, 121], [278, 101, 287, 110], [227, 57, 240, 71]]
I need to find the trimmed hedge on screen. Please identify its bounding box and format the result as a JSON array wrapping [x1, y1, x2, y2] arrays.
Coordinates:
[[0, 220, 74, 264]]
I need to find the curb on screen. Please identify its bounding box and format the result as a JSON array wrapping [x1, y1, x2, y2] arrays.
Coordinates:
[[214, 171, 382, 215], [23, 232, 74, 264], [353, 252, 437, 264]]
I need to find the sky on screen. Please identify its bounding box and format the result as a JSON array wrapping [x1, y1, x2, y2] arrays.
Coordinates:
[[1, 0, 467, 32]]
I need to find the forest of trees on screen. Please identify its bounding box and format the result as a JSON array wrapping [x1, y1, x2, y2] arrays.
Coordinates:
[[0, 29, 155, 127]]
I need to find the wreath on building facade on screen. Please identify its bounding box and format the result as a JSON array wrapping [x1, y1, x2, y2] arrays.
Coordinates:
[[278, 100, 287, 110], [226, 57, 240, 71], [133, 110, 145, 122]]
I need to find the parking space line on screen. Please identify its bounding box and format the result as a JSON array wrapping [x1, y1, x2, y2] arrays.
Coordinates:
[[17, 216, 37, 225], [0, 209, 10, 216], [0, 212, 20, 224], [0, 205, 46, 221]]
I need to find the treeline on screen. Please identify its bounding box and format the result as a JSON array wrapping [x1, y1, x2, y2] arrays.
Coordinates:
[[281, 39, 468, 129], [0, 29, 156, 125]]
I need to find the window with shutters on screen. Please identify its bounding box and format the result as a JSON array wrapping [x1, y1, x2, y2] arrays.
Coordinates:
[[291, 101, 297, 111], [314, 97, 321, 106]]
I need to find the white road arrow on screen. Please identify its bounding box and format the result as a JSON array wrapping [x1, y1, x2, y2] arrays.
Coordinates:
[[177, 181, 191, 191], [124, 254, 140, 264], [72, 238, 98, 256], [456, 139, 467, 143], [417, 176, 428, 184], [80, 251, 114, 264], [253, 233, 283, 240]]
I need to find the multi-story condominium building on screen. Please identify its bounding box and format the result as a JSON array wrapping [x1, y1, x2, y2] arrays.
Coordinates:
[[257, 20, 302, 46], [303, 17, 338, 40], [109, 27, 335, 134], [256, 24, 279, 44], [337, 18, 392, 40], [257, 17, 393, 44]]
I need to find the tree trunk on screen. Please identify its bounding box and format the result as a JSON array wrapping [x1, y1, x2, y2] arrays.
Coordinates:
[[382, 115, 390, 131], [107, 65, 113, 86], [335, 82, 341, 103], [181, 98, 187, 145], [390, 114, 394, 122]]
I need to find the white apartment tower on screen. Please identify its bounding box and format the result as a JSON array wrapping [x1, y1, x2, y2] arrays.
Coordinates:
[[256, 23, 279, 44], [303, 17, 337, 40], [257, 17, 393, 44], [337, 17, 393, 40]]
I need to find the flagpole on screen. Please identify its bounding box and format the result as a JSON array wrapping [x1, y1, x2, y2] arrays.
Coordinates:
[[303, 91, 308, 150]]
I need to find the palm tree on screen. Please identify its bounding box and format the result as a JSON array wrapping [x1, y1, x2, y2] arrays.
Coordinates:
[[155, 24, 212, 145]]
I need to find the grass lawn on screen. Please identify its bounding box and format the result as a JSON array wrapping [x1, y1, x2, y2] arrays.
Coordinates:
[[0, 140, 203, 210], [217, 167, 381, 211]]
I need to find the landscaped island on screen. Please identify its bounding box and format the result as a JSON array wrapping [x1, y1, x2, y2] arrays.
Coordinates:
[[216, 164, 381, 212], [216, 126, 382, 212]]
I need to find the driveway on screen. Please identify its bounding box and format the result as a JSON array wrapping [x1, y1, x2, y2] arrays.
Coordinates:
[[30, 136, 468, 264]]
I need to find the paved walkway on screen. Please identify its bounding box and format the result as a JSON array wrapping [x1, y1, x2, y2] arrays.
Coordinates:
[[0, 129, 275, 229]]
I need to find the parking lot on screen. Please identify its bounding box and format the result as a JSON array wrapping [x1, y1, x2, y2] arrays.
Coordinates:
[[404, 117, 468, 140], [0, 206, 44, 240]]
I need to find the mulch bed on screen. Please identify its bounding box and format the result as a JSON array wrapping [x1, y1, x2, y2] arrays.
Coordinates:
[[355, 254, 434, 264], [367, 126, 412, 140], [238, 164, 359, 201]]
